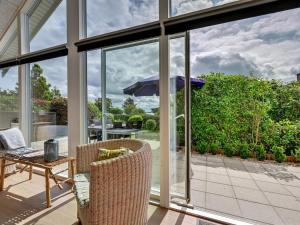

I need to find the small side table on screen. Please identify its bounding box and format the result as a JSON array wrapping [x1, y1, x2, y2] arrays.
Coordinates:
[[0, 154, 75, 208]]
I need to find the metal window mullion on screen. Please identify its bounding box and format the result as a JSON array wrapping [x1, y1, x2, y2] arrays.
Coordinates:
[[159, 0, 170, 208], [184, 31, 191, 203], [101, 50, 107, 140], [18, 11, 31, 147]]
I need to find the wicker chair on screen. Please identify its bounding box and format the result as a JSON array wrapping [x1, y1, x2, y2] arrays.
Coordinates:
[[75, 139, 152, 225]]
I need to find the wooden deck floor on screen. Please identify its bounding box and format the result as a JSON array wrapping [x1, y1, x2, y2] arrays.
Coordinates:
[[0, 172, 218, 225]]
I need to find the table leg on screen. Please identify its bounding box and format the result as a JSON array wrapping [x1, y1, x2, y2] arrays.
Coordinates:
[[70, 160, 75, 183], [29, 165, 33, 180], [0, 158, 5, 191], [45, 168, 51, 208]]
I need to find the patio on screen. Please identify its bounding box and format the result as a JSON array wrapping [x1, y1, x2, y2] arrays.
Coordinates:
[[189, 154, 300, 225]]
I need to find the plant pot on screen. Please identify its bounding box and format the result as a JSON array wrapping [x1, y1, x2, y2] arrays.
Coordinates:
[[126, 121, 133, 129], [266, 153, 274, 160], [113, 121, 123, 129], [286, 155, 296, 162]]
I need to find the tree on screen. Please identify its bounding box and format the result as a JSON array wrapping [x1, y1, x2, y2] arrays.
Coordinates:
[[123, 97, 136, 115], [95, 97, 112, 112], [31, 64, 54, 102]]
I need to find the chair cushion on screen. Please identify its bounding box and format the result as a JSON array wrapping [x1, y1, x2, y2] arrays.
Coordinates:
[[97, 147, 133, 161], [74, 173, 90, 208], [0, 128, 26, 150]]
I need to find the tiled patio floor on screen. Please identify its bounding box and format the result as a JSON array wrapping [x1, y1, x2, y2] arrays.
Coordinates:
[[189, 154, 300, 225]]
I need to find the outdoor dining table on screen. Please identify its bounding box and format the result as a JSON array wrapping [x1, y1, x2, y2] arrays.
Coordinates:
[[87, 126, 141, 140]]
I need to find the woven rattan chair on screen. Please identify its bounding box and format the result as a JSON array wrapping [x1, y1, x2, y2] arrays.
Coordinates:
[[75, 139, 152, 225]]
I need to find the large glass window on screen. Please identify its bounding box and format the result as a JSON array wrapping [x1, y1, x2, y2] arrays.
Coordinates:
[[29, 0, 66, 52], [0, 66, 19, 130], [86, 0, 159, 37], [170, 0, 239, 17], [86, 40, 161, 193], [187, 7, 300, 224], [30, 57, 68, 157]]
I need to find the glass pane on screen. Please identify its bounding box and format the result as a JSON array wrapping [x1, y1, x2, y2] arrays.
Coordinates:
[[87, 40, 160, 193], [30, 57, 68, 174], [170, 36, 187, 200], [29, 0, 66, 52], [105, 41, 160, 192], [0, 19, 18, 61], [171, 0, 239, 17], [0, 66, 19, 130], [87, 49, 102, 143], [189, 8, 300, 223], [86, 0, 159, 37]]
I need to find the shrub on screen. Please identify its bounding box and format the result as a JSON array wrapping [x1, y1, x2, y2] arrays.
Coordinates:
[[128, 115, 143, 122], [145, 119, 157, 131], [294, 148, 300, 162], [196, 142, 208, 154], [50, 97, 68, 125], [272, 146, 286, 163], [254, 144, 266, 161], [210, 143, 219, 155], [239, 143, 249, 159], [223, 143, 235, 157]]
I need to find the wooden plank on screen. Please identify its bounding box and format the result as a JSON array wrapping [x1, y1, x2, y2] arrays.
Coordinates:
[[0, 158, 5, 191]]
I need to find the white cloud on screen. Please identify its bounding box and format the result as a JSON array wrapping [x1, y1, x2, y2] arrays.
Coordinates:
[[2, 1, 300, 112], [189, 8, 300, 82], [171, 0, 237, 16]]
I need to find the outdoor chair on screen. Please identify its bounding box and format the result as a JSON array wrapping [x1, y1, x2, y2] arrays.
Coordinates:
[[74, 139, 152, 225]]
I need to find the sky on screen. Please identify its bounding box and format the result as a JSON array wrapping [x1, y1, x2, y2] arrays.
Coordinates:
[[1, 0, 300, 112]]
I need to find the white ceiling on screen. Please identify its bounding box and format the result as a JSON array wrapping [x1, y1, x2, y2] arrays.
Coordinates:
[[0, 0, 24, 40]]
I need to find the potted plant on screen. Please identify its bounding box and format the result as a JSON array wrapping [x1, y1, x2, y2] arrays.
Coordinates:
[[128, 115, 143, 129]]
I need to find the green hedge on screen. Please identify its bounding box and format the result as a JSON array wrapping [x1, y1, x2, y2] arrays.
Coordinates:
[[188, 73, 300, 158]]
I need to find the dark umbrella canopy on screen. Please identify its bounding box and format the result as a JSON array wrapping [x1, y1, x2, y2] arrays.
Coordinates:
[[123, 75, 205, 97]]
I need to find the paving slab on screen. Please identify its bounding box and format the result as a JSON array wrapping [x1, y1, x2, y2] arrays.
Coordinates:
[[227, 168, 252, 179], [205, 193, 242, 217], [255, 180, 291, 195], [250, 172, 279, 183], [285, 185, 300, 198], [206, 173, 231, 185], [191, 190, 205, 208], [206, 166, 227, 175], [191, 170, 206, 180], [191, 179, 206, 192], [230, 177, 259, 190], [238, 200, 284, 225], [206, 156, 224, 163], [277, 177, 300, 187], [206, 182, 235, 198], [274, 207, 300, 225], [264, 192, 300, 211], [233, 186, 269, 204]]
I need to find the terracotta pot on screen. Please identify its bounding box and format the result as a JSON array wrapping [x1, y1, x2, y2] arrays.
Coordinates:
[[286, 156, 296, 162], [217, 149, 224, 155], [266, 153, 274, 160]]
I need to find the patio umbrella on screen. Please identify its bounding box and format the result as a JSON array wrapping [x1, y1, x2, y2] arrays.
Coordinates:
[[123, 75, 205, 97]]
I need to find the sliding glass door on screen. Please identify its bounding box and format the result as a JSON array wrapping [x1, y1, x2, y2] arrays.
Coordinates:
[[87, 39, 161, 194], [169, 34, 192, 205]]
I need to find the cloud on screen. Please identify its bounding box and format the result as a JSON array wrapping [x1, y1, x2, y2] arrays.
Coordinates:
[[192, 52, 259, 75], [189, 8, 300, 82], [86, 0, 158, 36], [171, 0, 237, 16], [2, 1, 300, 112], [30, 1, 67, 52]]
